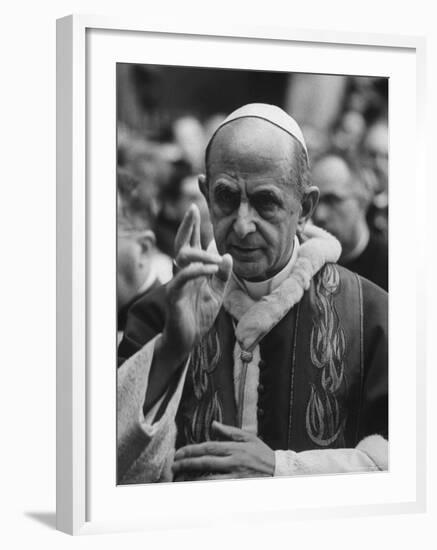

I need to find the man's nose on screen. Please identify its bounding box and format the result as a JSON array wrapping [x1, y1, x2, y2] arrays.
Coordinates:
[[233, 201, 256, 239]]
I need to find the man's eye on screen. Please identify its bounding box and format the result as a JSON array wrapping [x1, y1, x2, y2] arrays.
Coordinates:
[[252, 195, 280, 217], [214, 188, 240, 211]]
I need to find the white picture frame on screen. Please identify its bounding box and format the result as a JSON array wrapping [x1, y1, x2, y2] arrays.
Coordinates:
[[56, 14, 427, 535]]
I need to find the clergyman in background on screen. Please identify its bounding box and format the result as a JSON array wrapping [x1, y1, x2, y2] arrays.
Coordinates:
[[312, 150, 388, 291], [117, 168, 172, 341]]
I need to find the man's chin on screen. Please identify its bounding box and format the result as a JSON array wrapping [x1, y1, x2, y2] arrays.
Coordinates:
[[233, 260, 266, 281]]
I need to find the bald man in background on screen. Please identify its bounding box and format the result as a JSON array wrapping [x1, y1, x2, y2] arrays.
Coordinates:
[[117, 104, 388, 484], [312, 151, 388, 291]]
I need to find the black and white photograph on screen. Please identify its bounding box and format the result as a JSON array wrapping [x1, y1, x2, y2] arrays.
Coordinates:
[[116, 64, 389, 485], [1, 0, 433, 543]]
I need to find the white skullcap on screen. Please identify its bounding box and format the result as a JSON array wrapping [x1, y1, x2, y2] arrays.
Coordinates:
[[208, 103, 308, 161]]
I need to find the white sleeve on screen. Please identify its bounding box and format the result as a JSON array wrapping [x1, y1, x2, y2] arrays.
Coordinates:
[[274, 435, 388, 477], [117, 334, 189, 484]]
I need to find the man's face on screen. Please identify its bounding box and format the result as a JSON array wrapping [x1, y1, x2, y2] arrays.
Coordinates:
[[312, 156, 363, 248], [202, 119, 305, 282], [117, 229, 153, 309], [362, 122, 388, 192]]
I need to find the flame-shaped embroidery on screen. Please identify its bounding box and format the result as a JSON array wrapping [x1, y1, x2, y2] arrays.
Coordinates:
[[306, 264, 346, 446], [191, 329, 220, 400], [306, 386, 343, 446], [184, 328, 223, 444]]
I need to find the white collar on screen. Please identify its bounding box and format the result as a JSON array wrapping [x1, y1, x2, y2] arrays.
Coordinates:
[[222, 226, 342, 353], [237, 237, 300, 300], [207, 237, 300, 301]]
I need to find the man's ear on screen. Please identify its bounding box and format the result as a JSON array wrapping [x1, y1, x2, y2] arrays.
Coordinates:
[[298, 186, 320, 232], [136, 230, 156, 255], [198, 174, 209, 204]]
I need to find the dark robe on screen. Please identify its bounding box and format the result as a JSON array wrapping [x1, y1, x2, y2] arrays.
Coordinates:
[[340, 232, 388, 292], [117, 279, 162, 333], [118, 263, 388, 454]]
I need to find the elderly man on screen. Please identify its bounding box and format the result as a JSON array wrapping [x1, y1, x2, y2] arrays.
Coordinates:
[[117, 104, 388, 484], [312, 151, 388, 291], [117, 169, 172, 338]]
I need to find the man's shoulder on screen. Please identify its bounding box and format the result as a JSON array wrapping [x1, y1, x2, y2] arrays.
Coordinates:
[[368, 231, 388, 256], [318, 262, 387, 296], [330, 263, 388, 330], [310, 263, 388, 359], [314, 262, 387, 315]]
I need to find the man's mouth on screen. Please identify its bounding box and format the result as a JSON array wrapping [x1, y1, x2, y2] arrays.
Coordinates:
[[231, 245, 258, 251], [229, 244, 261, 258]]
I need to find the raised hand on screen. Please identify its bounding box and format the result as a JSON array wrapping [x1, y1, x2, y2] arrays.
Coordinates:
[[173, 200, 203, 261], [144, 205, 231, 410], [162, 204, 232, 360]]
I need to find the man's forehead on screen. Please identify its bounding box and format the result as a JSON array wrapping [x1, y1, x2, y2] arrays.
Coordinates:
[[208, 118, 297, 165]]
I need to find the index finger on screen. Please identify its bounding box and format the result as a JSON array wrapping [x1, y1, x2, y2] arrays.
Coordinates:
[[174, 205, 196, 256], [189, 203, 201, 249], [174, 441, 232, 461], [212, 421, 252, 442]]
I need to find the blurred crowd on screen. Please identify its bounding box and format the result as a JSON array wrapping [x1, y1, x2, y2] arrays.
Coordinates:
[[117, 70, 388, 336]]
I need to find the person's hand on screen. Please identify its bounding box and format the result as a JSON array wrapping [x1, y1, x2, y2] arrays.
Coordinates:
[[173, 201, 203, 263], [172, 421, 275, 479], [162, 204, 232, 363]]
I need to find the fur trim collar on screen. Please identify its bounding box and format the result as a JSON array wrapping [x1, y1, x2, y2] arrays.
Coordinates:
[[222, 225, 341, 354]]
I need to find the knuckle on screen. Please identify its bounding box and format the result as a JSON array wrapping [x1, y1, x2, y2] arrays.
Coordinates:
[[182, 446, 194, 457], [203, 443, 214, 455], [184, 264, 196, 276], [235, 450, 247, 464], [177, 247, 189, 264], [229, 453, 242, 467]]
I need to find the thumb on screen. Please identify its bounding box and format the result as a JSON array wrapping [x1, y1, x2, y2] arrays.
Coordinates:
[[212, 421, 251, 442]]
